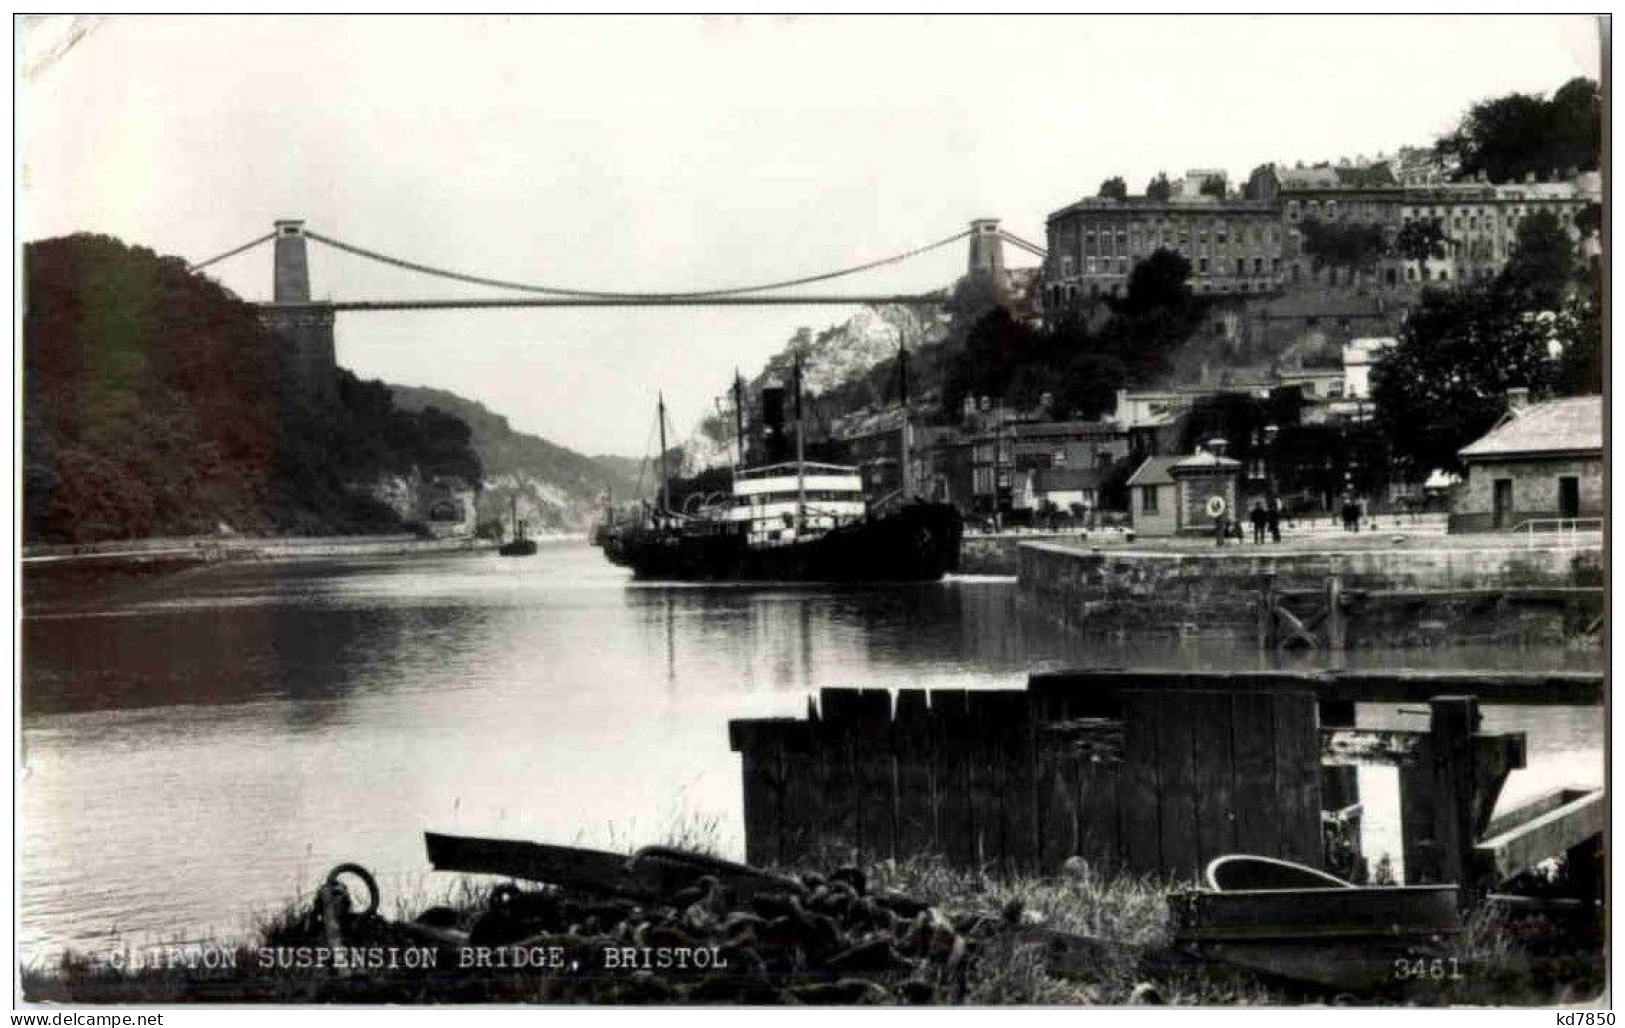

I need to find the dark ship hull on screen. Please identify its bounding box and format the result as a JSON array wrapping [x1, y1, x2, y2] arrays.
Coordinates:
[[601, 501, 963, 582]]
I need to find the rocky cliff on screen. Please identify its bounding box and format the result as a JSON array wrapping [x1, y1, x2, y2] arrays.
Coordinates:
[[389, 384, 651, 533]]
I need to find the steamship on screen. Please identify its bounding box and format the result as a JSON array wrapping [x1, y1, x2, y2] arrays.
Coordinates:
[[597, 370, 962, 583]]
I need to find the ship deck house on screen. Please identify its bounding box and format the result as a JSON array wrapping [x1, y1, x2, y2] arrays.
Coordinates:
[[1451, 394, 1602, 532]]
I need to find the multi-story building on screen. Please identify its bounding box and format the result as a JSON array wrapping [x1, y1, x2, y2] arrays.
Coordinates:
[[1043, 162, 1599, 316], [945, 414, 1131, 515], [1042, 194, 1284, 312], [1272, 164, 1598, 291]]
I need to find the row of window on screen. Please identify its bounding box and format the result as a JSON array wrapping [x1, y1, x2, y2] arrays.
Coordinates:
[[1061, 224, 1282, 259], [1286, 199, 1582, 227], [733, 490, 861, 506], [1062, 254, 1282, 277], [1046, 276, 1279, 305]]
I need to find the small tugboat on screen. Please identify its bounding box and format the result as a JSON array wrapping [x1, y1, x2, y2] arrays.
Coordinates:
[[498, 496, 538, 557], [599, 358, 961, 582]]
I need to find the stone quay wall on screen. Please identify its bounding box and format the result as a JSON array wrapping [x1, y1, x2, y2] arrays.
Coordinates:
[[960, 531, 1122, 575], [1018, 540, 1603, 646]]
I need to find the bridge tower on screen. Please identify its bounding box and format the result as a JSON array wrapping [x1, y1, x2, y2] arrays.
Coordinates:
[[966, 218, 1006, 278], [260, 219, 338, 407]]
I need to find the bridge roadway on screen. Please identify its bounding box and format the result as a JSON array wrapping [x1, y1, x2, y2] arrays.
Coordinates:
[[259, 295, 942, 311]]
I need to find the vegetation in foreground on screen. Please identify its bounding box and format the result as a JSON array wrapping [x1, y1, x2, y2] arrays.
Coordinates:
[[20, 848, 1602, 1006]]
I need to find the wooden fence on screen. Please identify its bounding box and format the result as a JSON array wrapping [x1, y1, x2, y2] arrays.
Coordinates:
[[730, 686, 1323, 879], [730, 672, 1562, 888]]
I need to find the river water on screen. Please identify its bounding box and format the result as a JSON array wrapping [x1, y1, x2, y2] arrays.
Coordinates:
[[18, 541, 1604, 964]]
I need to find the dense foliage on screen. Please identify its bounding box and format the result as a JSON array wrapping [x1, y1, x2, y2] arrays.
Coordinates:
[[23, 234, 482, 542], [1437, 77, 1599, 183], [1175, 389, 1388, 507], [1298, 219, 1389, 272], [1371, 215, 1600, 475], [942, 249, 1208, 421], [1097, 176, 1128, 201]]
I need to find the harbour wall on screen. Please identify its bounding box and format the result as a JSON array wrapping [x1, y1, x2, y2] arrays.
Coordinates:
[[959, 531, 1098, 576], [1017, 540, 1604, 647]]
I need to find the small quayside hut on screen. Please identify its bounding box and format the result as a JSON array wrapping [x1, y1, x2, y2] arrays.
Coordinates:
[[1452, 393, 1603, 532]]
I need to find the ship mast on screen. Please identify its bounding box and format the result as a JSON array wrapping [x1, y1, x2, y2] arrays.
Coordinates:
[[794, 354, 806, 534], [657, 391, 669, 516], [733, 370, 745, 469], [898, 338, 911, 499]]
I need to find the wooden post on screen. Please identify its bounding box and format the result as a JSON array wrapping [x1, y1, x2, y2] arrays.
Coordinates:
[[818, 688, 863, 863], [1257, 570, 1278, 650], [892, 690, 934, 860], [778, 721, 817, 866], [1318, 699, 1360, 811], [1325, 572, 1347, 651], [965, 691, 1013, 872], [852, 689, 896, 861], [929, 690, 975, 868], [1399, 696, 1478, 887], [1564, 836, 1604, 901], [729, 719, 793, 868]]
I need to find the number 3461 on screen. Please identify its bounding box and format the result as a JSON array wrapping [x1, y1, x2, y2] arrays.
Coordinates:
[[1393, 957, 1465, 981]]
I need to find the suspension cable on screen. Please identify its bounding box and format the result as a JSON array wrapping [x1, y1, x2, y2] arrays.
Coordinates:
[[997, 230, 1048, 258], [302, 228, 971, 300], [186, 231, 277, 272]]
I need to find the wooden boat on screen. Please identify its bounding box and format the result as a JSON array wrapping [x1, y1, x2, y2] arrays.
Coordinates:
[[498, 496, 538, 557], [1205, 853, 1355, 891], [424, 832, 800, 902], [1169, 855, 1461, 993]]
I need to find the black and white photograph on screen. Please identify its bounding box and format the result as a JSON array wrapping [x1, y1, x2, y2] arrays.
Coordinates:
[[13, 13, 1609, 1009]]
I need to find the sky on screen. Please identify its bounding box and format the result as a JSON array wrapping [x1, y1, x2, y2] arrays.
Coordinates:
[[18, 15, 1601, 456]]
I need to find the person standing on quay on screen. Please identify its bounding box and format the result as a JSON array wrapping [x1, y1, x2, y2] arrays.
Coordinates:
[[1250, 501, 1268, 544], [1267, 497, 1282, 543]]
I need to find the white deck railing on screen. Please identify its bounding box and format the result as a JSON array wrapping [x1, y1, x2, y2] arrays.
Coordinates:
[[1511, 517, 1604, 547]]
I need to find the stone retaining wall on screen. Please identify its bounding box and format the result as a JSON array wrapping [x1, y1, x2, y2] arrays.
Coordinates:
[[1018, 540, 1603, 646]]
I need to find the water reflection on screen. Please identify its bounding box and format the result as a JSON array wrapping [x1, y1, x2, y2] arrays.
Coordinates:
[[17, 542, 1604, 963]]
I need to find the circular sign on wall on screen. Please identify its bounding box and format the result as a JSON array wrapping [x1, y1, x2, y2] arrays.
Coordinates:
[[1205, 495, 1228, 519]]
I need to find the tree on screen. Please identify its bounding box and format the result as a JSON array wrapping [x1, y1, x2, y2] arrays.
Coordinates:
[[1371, 283, 1560, 475], [939, 255, 1211, 423], [1097, 176, 1128, 201], [1145, 172, 1172, 202], [1198, 177, 1227, 199], [1392, 220, 1451, 278], [1101, 249, 1207, 383], [1437, 76, 1600, 183], [1299, 218, 1388, 273], [1574, 202, 1601, 240], [1110, 248, 1197, 318], [1552, 284, 1602, 395], [1049, 352, 1128, 422], [1242, 163, 1278, 201], [1497, 209, 1575, 310], [23, 233, 484, 542], [942, 307, 1042, 417]]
